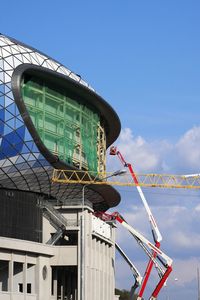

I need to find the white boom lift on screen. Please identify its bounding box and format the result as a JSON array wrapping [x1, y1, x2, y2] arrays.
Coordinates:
[[115, 242, 142, 294], [95, 211, 172, 300], [109, 146, 172, 299]]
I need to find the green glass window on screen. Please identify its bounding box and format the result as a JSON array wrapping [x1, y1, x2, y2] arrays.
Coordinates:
[[21, 76, 100, 172]]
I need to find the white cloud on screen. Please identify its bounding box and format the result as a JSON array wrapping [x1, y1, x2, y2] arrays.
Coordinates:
[[195, 204, 200, 212], [115, 255, 200, 300], [171, 257, 200, 286], [170, 230, 200, 250], [176, 127, 200, 170], [107, 126, 200, 174], [114, 202, 200, 260], [107, 128, 169, 173], [109, 126, 200, 299]]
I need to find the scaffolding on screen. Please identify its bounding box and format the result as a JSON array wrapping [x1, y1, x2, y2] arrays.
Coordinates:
[[22, 76, 106, 173]]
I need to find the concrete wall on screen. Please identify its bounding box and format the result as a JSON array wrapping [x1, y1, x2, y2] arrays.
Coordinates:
[[0, 238, 53, 300], [0, 205, 117, 300], [83, 210, 116, 300]]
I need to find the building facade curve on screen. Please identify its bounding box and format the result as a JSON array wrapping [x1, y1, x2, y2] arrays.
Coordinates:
[[0, 34, 121, 210], [0, 34, 122, 300]]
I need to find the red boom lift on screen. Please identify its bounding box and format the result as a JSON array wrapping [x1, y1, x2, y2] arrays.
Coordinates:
[[108, 146, 172, 299], [95, 211, 172, 300]]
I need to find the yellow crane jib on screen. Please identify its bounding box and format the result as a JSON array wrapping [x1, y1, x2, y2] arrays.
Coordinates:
[[52, 169, 200, 189]]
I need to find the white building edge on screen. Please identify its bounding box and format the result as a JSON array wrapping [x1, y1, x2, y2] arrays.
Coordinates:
[[0, 202, 118, 300]]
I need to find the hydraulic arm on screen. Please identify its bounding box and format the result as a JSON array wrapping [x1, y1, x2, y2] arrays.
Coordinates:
[[115, 242, 142, 294], [110, 146, 164, 298], [95, 211, 172, 300], [110, 146, 162, 243]]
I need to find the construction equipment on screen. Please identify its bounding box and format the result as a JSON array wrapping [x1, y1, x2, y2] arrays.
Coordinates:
[[95, 211, 172, 300], [51, 166, 177, 299], [110, 146, 164, 299], [51, 148, 200, 298], [115, 242, 142, 295], [110, 146, 162, 243], [52, 169, 200, 189], [51, 166, 177, 298]]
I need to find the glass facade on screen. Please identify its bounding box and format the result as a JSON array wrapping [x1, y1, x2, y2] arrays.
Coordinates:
[[22, 76, 103, 172], [0, 34, 120, 210]]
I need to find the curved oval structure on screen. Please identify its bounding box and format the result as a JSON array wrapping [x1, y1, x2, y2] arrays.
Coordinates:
[[0, 34, 121, 210]]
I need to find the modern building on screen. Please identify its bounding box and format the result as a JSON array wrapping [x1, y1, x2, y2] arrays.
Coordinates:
[[0, 34, 121, 300]]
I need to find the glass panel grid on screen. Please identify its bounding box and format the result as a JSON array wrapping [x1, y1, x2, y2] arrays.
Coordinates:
[[22, 77, 101, 172], [0, 34, 108, 208]]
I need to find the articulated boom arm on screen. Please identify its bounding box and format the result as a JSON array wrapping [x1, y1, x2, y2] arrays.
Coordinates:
[[95, 211, 172, 300], [96, 211, 172, 266], [110, 146, 162, 243], [110, 146, 166, 299], [115, 242, 142, 292]]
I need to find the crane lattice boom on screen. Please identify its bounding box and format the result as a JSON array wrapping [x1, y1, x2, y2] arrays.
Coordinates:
[[52, 169, 200, 189]]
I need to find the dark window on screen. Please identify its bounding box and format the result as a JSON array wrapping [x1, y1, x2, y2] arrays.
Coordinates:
[[27, 283, 31, 294], [0, 260, 9, 291], [18, 283, 23, 293]]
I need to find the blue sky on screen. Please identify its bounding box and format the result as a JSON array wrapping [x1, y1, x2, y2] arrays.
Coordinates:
[[1, 1, 200, 299]]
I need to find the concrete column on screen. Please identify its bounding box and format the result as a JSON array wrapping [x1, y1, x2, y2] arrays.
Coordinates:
[[85, 210, 93, 300], [8, 259, 13, 300], [77, 211, 81, 300], [103, 242, 105, 300], [23, 258, 27, 300], [36, 256, 51, 300], [106, 244, 109, 300], [97, 238, 100, 300]]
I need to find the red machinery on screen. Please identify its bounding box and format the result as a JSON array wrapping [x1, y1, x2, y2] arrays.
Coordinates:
[[95, 211, 172, 300], [108, 146, 172, 299]]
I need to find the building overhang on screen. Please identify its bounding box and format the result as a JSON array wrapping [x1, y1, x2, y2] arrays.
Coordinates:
[[12, 63, 121, 150], [11, 64, 121, 209]]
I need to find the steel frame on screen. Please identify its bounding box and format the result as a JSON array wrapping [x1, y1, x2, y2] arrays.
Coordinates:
[[52, 169, 200, 189]]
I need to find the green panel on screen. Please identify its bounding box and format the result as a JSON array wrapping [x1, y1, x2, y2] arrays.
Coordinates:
[[21, 76, 99, 172]]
